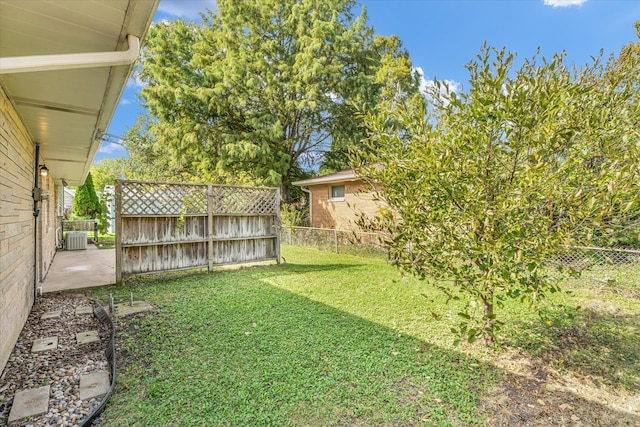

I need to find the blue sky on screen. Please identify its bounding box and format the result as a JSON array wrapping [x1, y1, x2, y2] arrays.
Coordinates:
[[97, 0, 640, 161]]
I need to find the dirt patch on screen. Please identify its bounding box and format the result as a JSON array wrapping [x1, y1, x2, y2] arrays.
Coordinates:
[[482, 349, 640, 426]]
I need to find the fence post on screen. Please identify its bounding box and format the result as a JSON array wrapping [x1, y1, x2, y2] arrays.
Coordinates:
[[94, 220, 98, 243], [334, 228, 338, 254], [275, 188, 281, 264], [207, 184, 214, 272], [115, 180, 122, 285]]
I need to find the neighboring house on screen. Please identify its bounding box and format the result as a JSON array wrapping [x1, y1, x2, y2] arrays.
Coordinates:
[[63, 188, 76, 218], [102, 185, 117, 234], [292, 169, 387, 231], [0, 0, 158, 373]]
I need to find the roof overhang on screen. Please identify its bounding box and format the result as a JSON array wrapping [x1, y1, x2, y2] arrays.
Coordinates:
[[292, 170, 359, 187], [0, 0, 159, 186]]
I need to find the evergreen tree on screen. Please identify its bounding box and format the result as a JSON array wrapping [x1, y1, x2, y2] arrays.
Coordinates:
[[72, 172, 102, 218], [139, 0, 419, 201]]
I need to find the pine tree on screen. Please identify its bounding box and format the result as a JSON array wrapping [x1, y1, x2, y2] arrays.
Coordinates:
[[73, 172, 102, 218]]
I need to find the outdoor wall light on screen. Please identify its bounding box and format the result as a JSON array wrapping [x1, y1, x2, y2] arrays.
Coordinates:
[[39, 164, 49, 177]]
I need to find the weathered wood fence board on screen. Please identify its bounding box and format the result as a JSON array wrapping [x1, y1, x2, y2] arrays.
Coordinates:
[[115, 180, 280, 283]]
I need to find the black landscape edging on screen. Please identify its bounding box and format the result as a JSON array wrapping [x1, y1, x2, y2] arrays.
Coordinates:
[[80, 301, 116, 426]]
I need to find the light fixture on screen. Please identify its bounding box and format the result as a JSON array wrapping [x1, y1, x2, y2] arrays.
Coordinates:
[[39, 164, 49, 177]]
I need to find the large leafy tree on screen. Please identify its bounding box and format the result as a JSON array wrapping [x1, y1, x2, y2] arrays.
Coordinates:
[[139, 0, 419, 201], [356, 40, 640, 344], [91, 158, 127, 194], [91, 118, 167, 192], [92, 116, 259, 187], [598, 21, 640, 248], [320, 34, 420, 174]]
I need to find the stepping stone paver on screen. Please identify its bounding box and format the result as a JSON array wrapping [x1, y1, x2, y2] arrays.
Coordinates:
[[79, 370, 110, 401], [75, 305, 93, 315], [113, 300, 154, 317], [31, 336, 58, 352], [76, 330, 99, 345], [8, 385, 50, 422], [41, 310, 62, 320]]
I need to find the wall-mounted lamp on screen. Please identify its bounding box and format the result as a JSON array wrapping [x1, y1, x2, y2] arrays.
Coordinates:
[[39, 164, 49, 177]]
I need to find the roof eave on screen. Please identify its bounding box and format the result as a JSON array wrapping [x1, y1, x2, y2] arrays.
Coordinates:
[[292, 173, 359, 187], [81, 1, 159, 184]]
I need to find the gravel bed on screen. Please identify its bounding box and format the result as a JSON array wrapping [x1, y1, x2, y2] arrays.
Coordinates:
[[0, 293, 110, 427]]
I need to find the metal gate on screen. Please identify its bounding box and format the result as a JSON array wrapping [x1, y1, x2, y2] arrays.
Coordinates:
[[115, 180, 280, 283]]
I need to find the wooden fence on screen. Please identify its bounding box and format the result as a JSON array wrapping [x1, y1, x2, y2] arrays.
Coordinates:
[[62, 220, 98, 242], [115, 180, 280, 283]]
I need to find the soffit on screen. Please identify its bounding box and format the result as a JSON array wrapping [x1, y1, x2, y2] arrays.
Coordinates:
[[0, 0, 158, 186]]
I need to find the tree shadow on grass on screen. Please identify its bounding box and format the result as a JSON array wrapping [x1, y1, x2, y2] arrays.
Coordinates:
[[503, 305, 640, 393], [105, 263, 364, 293], [99, 276, 639, 426]]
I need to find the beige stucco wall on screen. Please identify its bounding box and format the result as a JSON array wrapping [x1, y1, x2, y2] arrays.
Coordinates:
[[308, 180, 386, 230], [0, 86, 36, 372]]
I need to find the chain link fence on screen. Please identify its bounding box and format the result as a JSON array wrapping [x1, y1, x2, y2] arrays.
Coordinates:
[[554, 245, 640, 269], [279, 226, 387, 257], [552, 245, 640, 298], [280, 226, 639, 296]]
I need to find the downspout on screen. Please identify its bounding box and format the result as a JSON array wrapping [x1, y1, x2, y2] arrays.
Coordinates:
[[300, 187, 312, 226], [0, 34, 140, 74], [33, 144, 41, 300]]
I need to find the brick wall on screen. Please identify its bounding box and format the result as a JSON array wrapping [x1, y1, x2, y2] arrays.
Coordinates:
[[39, 174, 58, 281], [0, 86, 36, 372], [309, 180, 386, 230]]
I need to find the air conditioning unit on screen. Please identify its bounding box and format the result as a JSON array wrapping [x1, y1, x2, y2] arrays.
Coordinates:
[[66, 231, 87, 250]]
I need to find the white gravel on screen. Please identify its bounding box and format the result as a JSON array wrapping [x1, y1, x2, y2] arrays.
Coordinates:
[[0, 294, 110, 427]]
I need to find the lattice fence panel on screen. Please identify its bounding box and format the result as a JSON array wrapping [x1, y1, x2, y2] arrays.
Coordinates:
[[120, 181, 208, 215], [116, 180, 280, 283], [211, 185, 278, 215]]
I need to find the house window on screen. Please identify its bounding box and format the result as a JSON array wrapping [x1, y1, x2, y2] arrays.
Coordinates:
[[330, 185, 345, 201]]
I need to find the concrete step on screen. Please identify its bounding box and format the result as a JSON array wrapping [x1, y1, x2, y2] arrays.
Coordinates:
[[31, 336, 58, 352], [76, 330, 100, 345], [8, 385, 49, 423], [41, 310, 62, 320], [113, 300, 153, 317], [75, 305, 93, 315], [79, 370, 110, 401]]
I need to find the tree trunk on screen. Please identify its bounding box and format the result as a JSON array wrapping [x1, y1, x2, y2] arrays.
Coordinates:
[[280, 182, 291, 205], [483, 296, 495, 344]]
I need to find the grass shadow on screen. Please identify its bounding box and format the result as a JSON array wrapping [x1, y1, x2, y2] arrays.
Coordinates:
[[98, 275, 489, 426], [111, 261, 365, 290], [503, 304, 640, 393], [88, 262, 639, 426]]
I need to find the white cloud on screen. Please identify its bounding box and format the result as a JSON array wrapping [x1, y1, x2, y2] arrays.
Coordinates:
[[327, 91, 342, 103], [98, 142, 126, 155], [543, 0, 587, 7], [126, 71, 146, 89], [120, 99, 132, 106], [415, 67, 461, 104], [157, 0, 217, 19]]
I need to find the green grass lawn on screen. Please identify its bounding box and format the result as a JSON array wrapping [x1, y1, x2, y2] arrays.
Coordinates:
[[88, 246, 640, 426], [97, 232, 115, 249]]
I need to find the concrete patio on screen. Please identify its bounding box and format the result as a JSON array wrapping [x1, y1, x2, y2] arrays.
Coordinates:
[[41, 245, 115, 293]]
